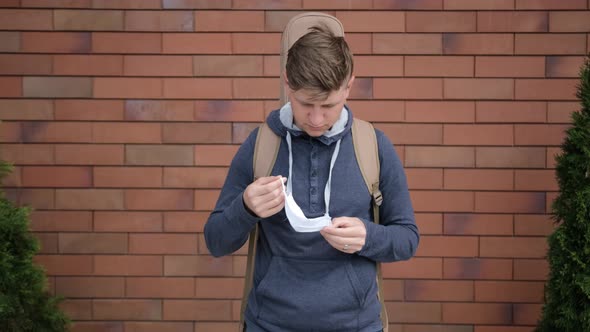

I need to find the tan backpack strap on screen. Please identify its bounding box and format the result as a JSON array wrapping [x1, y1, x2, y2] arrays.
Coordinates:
[[240, 122, 281, 331], [352, 117, 388, 332]]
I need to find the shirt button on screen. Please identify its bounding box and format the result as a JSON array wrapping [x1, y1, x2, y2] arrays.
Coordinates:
[[310, 187, 316, 194], [311, 170, 316, 177]]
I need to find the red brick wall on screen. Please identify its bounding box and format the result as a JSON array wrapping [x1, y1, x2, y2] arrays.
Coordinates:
[[1, 1, 589, 331]]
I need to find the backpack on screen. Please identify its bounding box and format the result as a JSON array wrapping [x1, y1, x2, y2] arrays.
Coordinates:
[[239, 12, 389, 332]]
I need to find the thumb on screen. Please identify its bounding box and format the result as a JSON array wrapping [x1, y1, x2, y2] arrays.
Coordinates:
[[331, 217, 352, 228]]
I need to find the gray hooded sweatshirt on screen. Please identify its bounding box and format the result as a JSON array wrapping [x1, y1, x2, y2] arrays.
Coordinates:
[[205, 106, 419, 332]]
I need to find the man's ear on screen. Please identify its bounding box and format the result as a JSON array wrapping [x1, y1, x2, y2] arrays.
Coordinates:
[[346, 75, 356, 90]]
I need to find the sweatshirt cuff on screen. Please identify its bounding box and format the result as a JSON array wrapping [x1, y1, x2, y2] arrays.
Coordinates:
[[357, 217, 379, 257]]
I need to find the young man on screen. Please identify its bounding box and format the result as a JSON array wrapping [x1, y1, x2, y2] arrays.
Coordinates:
[[205, 25, 419, 332]]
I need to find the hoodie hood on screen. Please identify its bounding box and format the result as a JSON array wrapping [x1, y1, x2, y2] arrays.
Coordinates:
[[266, 103, 354, 146]]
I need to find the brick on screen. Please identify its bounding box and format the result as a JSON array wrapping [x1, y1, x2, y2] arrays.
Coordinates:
[[374, 78, 442, 99], [164, 299, 231, 320], [387, 302, 442, 323], [2, 167, 20, 187], [444, 79, 514, 100], [478, 11, 547, 32], [377, 124, 442, 145], [264, 11, 307, 31], [53, 55, 122, 76], [0, 54, 51, 75], [0, 77, 21, 97], [5, 189, 54, 209], [59, 300, 92, 320], [195, 277, 243, 299], [233, 78, 279, 99], [70, 322, 123, 332], [514, 214, 555, 236], [94, 255, 163, 276], [444, 33, 513, 54], [407, 12, 475, 32], [443, 256, 512, 280], [550, 11, 590, 32], [22, 166, 91, 187], [23, 77, 91, 98], [93, 122, 161, 143], [414, 214, 442, 235], [444, 124, 513, 145], [163, 167, 227, 189], [303, 0, 370, 9], [476, 192, 546, 213], [35, 255, 93, 276], [346, 33, 372, 54], [546, 147, 561, 168], [194, 323, 238, 332], [54, 9, 123, 30], [513, 303, 542, 325], [476, 147, 546, 168], [406, 147, 474, 168], [475, 328, 533, 332], [476, 56, 545, 77], [94, 167, 162, 188], [125, 322, 192, 332], [405, 56, 473, 77], [163, 0, 230, 8], [21, 0, 91, 7], [232, 122, 259, 144], [514, 124, 569, 146], [515, 170, 558, 191], [0, 100, 53, 121], [335, 11, 404, 32], [476, 101, 546, 123], [94, 211, 162, 232], [193, 145, 238, 167], [93, 32, 161, 53], [21, 122, 92, 143], [125, 189, 193, 210], [349, 78, 373, 99], [444, 213, 513, 235], [56, 277, 124, 297], [480, 237, 548, 258], [417, 235, 478, 257], [130, 234, 197, 254], [125, 10, 193, 31], [475, 281, 544, 302], [124, 55, 192, 76], [126, 100, 194, 121], [92, 0, 161, 9], [443, 303, 512, 324], [346, 101, 405, 122], [29, 211, 92, 232], [406, 169, 443, 190], [406, 101, 474, 123], [232, 0, 298, 8], [194, 55, 263, 76], [35, 232, 58, 253], [374, 0, 442, 9], [0, 9, 52, 29], [55, 99, 124, 121], [126, 145, 193, 166], [514, 259, 549, 281], [411, 191, 474, 212], [162, 123, 231, 144], [163, 78, 232, 98], [516, 34, 587, 55], [546, 192, 558, 213], [125, 277, 194, 298], [195, 10, 264, 32], [405, 280, 473, 301], [59, 232, 127, 254], [516, 0, 587, 9], [194, 189, 219, 210], [404, 326, 473, 332], [374, 34, 442, 54], [354, 56, 403, 77], [94, 299, 161, 320], [443, 0, 513, 9], [56, 144, 124, 165], [516, 79, 578, 101], [0, 32, 20, 52], [445, 169, 513, 191], [22, 32, 91, 53], [56, 189, 124, 210], [163, 33, 231, 54], [194, 100, 263, 122], [0, 144, 52, 165], [164, 211, 208, 232], [547, 56, 587, 79], [164, 255, 233, 276], [94, 78, 162, 99]]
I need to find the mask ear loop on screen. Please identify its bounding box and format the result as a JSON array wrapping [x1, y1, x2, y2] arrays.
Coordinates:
[[286, 132, 293, 195], [323, 139, 341, 217]]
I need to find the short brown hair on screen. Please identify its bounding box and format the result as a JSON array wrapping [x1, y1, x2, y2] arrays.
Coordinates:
[[286, 24, 354, 100]]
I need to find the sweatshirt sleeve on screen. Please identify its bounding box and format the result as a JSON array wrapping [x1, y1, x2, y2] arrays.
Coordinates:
[[204, 128, 261, 257], [357, 129, 420, 262]]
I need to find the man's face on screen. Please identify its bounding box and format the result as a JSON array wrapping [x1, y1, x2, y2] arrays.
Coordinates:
[[287, 76, 355, 137]]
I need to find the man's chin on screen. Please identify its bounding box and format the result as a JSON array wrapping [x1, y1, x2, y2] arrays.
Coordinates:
[[304, 128, 326, 137]]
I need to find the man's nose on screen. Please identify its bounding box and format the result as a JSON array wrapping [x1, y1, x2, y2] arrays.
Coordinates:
[[309, 108, 323, 125]]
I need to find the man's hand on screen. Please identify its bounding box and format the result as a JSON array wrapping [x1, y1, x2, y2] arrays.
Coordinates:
[[320, 217, 367, 253], [243, 176, 286, 218]]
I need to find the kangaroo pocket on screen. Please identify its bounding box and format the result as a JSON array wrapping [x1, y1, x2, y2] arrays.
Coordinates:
[[255, 256, 366, 330]]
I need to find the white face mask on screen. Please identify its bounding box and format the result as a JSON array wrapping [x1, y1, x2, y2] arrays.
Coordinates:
[[282, 132, 341, 232]]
